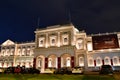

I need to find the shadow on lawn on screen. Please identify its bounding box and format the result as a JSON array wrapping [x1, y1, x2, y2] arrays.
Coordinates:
[[13, 74, 39, 80], [11, 74, 115, 80], [82, 75, 115, 80]]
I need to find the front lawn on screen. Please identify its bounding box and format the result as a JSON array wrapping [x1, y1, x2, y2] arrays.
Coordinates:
[[0, 74, 115, 80]]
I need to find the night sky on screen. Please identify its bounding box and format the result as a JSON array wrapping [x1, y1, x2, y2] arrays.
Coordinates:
[[0, 0, 120, 44]]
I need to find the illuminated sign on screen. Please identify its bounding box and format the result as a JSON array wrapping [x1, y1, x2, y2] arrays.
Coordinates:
[[92, 34, 119, 50]]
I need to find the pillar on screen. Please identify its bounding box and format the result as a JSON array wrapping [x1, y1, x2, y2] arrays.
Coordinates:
[[94, 60, 96, 66], [102, 59, 104, 65], [111, 59, 113, 65], [71, 56, 74, 68], [45, 57, 48, 69], [57, 57, 61, 69], [33, 58, 36, 68]]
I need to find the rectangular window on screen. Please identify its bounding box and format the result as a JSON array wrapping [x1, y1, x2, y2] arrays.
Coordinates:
[[87, 42, 93, 51], [50, 36, 56, 46], [38, 38, 45, 47], [62, 35, 69, 45]]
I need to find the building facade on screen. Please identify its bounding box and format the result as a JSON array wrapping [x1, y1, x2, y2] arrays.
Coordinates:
[[0, 40, 35, 68], [0, 24, 120, 73]]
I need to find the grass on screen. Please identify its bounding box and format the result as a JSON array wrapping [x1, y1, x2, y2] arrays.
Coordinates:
[[0, 73, 116, 80]]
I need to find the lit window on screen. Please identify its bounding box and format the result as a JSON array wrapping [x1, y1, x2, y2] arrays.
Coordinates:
[[11, 50, 14, 55], [52, 39, 55, 44], [39, 38, 45, 47], [62, 35, 69, 45], [77, 39, 83, 49], [104, 57, 110, 65], [17, 49, 20, 56], [113, 57, 119, 66], [50, 36, 56, 46], [87, 42, 93, 51], [6, 50, 9, 56], [2, 50, 5, 56], [114, 58, 117, 65], [22, 49, 25, 56], [64, 38, 68, 42], [40, 40, 43, 44], [79, 57, 84, 66], [27, 49, 30, 56], [48, 58, 52, 67], [38, 59, 42, 67], [78, 43, 82, 48], [88, 58, 94, 67], [96, 58, 102, 66], [66, 57, 71, 67]]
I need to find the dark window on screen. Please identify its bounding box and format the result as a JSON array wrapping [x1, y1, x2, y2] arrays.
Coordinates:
[[64, 38, 68, 42], [52, 39, 55, 44]]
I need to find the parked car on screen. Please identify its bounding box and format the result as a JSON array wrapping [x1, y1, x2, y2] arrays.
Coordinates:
[[44, 67, 56, 74], [0, 68, 4, 73], [99, 65, 113, 75], [20, 66, 29, 74], [28, 68, 40, 74], [54, 67, 72, 74], [14, 65, 21, 73], [72, 66, 84, 74], [4, 67, 15, 74]]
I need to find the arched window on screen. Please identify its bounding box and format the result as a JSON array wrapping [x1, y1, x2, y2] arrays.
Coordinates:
[[11, 49, 14, 56], [79, 57, 84, 66], [50, 36, 56, 46], [39, 37, 45, 47], [40, 40, 43, 44], [17, 49, 21, 56], [22, 49, 25, 56], [64, 38, 68, 42], [66, 57, 71, 67], [27, 49, 30, 56], [48, 58, 52, 67], [52, 39, 55, 44], [96, 57, 102, 66], [6, 50, 9, 56], [113, 57, 119, 66], [26, 62, 29, 68], [48, 55, 57, 68], [38, 58, 42, 67], [62, 35, 69, 45], [88, 58, 94, 67], [2, 50, 5, 56], [104, 57, 110, 65], [8, 63, 12, 67], [77, 39, 83, 49], [4, 62, 7, 68]]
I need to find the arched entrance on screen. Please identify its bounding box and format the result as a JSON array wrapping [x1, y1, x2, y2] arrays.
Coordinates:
[[78, 54, 85, 67], [48, 55, 57, 68], [61, 53, 72, 67], [36, 55, 45, 73]]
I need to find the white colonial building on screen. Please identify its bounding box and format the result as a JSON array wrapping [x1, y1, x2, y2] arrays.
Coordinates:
[[0, 40, 35, 68], [0, 24, 120, 73]]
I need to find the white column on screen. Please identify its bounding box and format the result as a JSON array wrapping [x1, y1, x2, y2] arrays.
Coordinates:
[[57, 32, 60, 47], [45, 33, 49, 48]]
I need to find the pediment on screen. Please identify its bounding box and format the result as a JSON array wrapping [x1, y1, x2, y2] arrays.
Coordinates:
[[1, 39, 15, 46]]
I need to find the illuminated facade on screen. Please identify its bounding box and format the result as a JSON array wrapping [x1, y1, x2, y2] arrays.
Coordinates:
[[86, 33, 120, 71], [0, 40, 35, 68], [34, 24, 87, 73], [0, 24, 120, 73]]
